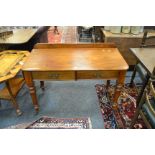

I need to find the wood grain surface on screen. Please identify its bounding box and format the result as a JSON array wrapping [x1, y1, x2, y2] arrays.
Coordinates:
[[22, 48, 128, 71]]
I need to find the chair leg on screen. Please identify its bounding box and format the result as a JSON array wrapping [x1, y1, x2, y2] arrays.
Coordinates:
[[130, 107, 140, 128], [5, 80, 22, 116], [130, 67, 137, 87], [130, 92, 145, 128], [0, 99, 1, 108], [40, 81, 45, 91]]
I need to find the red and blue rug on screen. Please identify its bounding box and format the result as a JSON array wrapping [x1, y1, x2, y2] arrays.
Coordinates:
[[26, 117, 91, 129], [47, 27, 62, 43], [47, 26, 78, 43], [95, 83, 146, 129], [7, 117, 92, 129]]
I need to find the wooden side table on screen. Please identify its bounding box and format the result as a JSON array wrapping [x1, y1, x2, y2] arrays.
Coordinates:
[[0, 50, 30, 115], [22, 43, 129, 112]]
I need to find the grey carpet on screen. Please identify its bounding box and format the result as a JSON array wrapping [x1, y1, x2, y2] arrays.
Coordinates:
[[0, 80, 105, 129], [0, 71, 141, 129]]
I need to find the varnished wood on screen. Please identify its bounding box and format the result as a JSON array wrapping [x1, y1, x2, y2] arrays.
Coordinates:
[[34, 43, 117, 49], [22, 44, 129, 111], [23, 71, 39, 112], [0, 50, 30, 83], [0, 78, 24, 116], [22, 48, 128, 71], [76, 71, 119, 79], [113, 70, 126, 110], [0, 78, 24, 99], [5, 80, 22, 116], [0, 29, 38, 44], [0, 50, 29, 115], [34, 43, 117, 89], [32, 71, 75, 80], [0, 52, 25, 77]]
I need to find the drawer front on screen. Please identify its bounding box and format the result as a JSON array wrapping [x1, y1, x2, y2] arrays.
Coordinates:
[[77, 71, 119, 79], [32, 71, 75, 80]]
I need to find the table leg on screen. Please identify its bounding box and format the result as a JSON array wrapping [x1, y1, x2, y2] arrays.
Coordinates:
[[5, 80, 22, 116], [40, 81, 45, 91], [23, 71, 39, 112], [113, 71, 126, 110], [106, 80, 111, 89]]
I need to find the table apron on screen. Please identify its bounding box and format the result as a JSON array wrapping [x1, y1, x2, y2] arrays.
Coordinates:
[[32, 71, 75, 80], [31, 70, 122, 80], [77, 70, 119, 79]]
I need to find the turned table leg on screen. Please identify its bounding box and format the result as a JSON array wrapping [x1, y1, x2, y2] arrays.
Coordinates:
[[106, 80, 111, 89], [40, 81, 45, 91], [23, 71, 39, 112], [5, 80, 22, 116], [113, 71, 126, 110]]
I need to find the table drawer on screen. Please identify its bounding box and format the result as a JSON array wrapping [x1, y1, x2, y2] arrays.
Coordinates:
[[32, 71, 75, 80], [77, 71, 119, 79]]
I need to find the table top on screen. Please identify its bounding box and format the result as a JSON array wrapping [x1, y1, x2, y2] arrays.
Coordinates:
[[101, 29, 155, 39], [130, 48, 155, 75], [0, 50, 30, 83], [0, 28, 38, 44], [22, 48, 129, 71]]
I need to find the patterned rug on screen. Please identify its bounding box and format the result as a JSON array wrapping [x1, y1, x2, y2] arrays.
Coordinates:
[[47, 26, 78, 43], [7, 117, 92, 129], [47, 27, 63, 43], [95, 84, 146, 129], [61, 26, 78, 43]]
